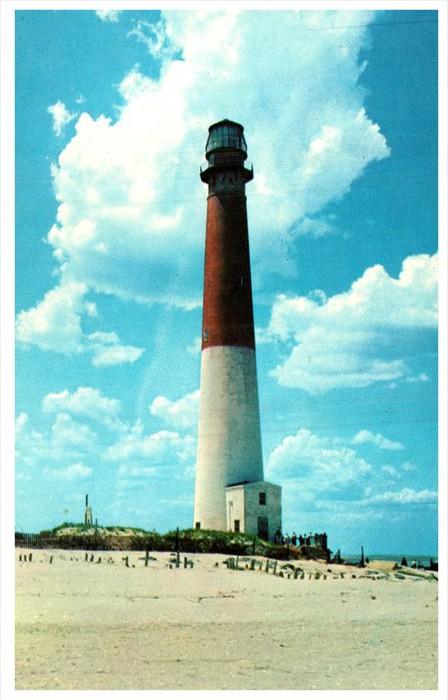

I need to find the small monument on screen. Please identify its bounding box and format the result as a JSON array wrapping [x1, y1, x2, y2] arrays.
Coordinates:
[[84, 494, 93, 527]]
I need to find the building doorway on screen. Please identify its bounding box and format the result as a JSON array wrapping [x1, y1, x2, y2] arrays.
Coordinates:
[[257, 516, 269, 540]]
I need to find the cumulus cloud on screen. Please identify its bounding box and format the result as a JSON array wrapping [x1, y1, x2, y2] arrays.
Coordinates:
[[44, 462, 92, 481], [47, 101, 76, 136], [127, 18, 178, 60], [267, 428, 371, 488], [264, 425, 435, 537], [267, 253, 437, 393], [87, 331, 145, 367], [402, 461, 417, 472], [295, 216, 338, 239], [34, 9, 389, 311], [363, 487, 437, 505], [352, 430, 404, 451], [96, 10, 122, 23], [381, 465, 400, 478], [51, 413, 97, 448], [117, 464, 157, 478], [16, 281, 94, 354], [16, 392, 197, 487], [16, 281, 144, 366], [406, 373, 430, 383], [149, 389, 199, 428], [16, 412, 29, 435], [43, 386, 122, 429], [104, 419, 195, 465], [16, 410, 96, 470]]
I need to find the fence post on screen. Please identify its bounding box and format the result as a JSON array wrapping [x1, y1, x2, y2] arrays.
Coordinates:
[[175, 527, 180, 567]]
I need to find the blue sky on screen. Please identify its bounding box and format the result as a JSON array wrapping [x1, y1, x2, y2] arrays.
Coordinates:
[[14, 7, 438, 555]]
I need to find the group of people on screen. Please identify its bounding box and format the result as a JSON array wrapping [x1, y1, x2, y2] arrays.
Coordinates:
[[273, 530, 328, 551]]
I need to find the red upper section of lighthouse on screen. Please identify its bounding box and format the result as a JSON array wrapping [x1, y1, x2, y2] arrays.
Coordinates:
[[200, 120, 256, 351]]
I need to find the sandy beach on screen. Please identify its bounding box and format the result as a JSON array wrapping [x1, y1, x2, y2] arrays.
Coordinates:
[[15, 548, 438, 690]]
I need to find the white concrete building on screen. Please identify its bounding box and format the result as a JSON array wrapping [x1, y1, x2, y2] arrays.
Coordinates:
[[225, 481, 282, 541]]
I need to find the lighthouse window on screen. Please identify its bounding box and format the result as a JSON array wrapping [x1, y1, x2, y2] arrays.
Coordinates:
[[259, 492, 266, 505], [195, 522, 201, 530], [206, 123, 248, 153], [203, 329, 208, 341], [234, 519, 240, 533]]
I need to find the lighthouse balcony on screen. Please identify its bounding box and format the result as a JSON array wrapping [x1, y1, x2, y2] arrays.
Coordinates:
[[200, 161, 254, 185]]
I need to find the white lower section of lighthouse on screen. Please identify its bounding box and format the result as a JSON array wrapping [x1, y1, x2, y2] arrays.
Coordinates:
[[194, 345, 264, 531]]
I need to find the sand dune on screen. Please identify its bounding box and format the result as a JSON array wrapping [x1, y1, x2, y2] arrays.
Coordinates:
[[15, 549, 438, 690]]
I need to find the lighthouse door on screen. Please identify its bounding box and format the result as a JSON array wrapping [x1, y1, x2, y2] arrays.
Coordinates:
[[257, 516, 269, 540]]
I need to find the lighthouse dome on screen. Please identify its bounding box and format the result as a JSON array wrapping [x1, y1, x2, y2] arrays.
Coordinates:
[[205, 119, 247, 157]]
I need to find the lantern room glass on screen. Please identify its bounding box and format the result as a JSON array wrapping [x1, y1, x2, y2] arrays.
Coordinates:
[[206, 122, 247, 155]]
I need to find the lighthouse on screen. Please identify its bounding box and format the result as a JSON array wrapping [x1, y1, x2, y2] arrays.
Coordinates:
[[193, 120, 281, 541]]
